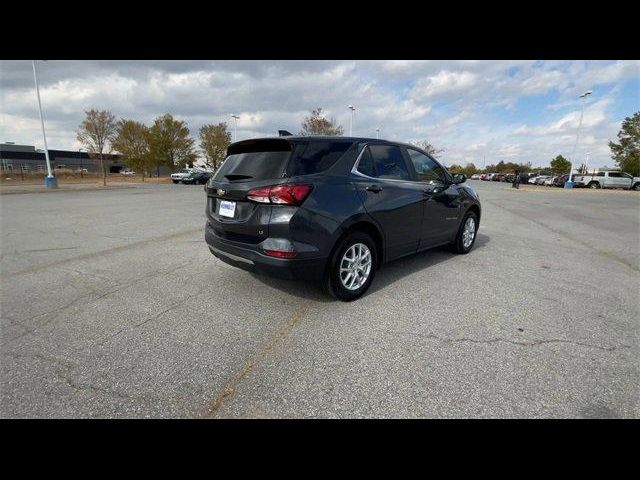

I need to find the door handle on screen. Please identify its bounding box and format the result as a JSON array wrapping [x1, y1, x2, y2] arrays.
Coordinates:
[[366, 185, 383, 193]]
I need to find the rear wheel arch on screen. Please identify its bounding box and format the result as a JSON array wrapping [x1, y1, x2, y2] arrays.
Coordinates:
[[331, 220, 384, 270]]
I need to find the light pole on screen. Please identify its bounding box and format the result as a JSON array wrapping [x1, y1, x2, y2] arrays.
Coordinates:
[[585, 151, 590, 175], [32, 60, 57, 188], [375, 127, 380, 139], [565, 90, 592, 188], [348, 105, 356, 136], [78, 148, 85, 178], [231, 114, 240, 142]]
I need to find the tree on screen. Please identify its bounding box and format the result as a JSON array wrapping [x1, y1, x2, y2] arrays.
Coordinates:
[[112, 119, 151, 181], [550, 154, 571, 175], [448, 164, 464, 174], [299, 108, 343, 136], [609, 112, 640, 176], [148, 114, 197, 176], [462, 162, 478, 177], [77, 109, 117, 186], [199, 123, 231, 170], [411, 140, 445, 158]]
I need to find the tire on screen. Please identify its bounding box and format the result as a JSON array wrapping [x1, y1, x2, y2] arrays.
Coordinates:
[[589, 182, 600, 189], [172, 180, 179, 184], [450, 210, 479, 254], [633, 183, 640, 191], [324, 232, 377, 301]]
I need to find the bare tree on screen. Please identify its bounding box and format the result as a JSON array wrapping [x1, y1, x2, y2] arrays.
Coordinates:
[[199, 123, 231, 170], [410, 140, 445, 158], [77, 109, 117, 186], [299, 108, 343, 136]]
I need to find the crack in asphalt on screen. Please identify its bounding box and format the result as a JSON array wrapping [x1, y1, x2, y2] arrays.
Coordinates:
[[1, 264, 208, 347], [5, 226, 204, 278], [484, 198, 639, 273], [397, 331, 630, 352], [1, 352, 133, 401], [203, 300, 313, 418]]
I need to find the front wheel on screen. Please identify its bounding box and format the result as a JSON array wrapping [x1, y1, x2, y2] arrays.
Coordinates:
[[633, 183, 640, 191], [325, 232, 377, 301], [589, 182, 600, 189], [451, 211, 479, 254]]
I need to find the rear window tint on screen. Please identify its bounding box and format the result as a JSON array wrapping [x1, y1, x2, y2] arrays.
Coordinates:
[[214, 151, 291, 182], [286, 141, 351, 176]]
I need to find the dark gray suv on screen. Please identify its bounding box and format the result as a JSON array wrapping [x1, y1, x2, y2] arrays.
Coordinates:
[[205, 136, 481, 300]]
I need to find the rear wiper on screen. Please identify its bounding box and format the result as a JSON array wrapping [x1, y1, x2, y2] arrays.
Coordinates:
[[224, 174, 253, 181]]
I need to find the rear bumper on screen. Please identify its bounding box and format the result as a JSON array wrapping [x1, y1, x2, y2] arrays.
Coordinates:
[[205, 222, 327, 281]]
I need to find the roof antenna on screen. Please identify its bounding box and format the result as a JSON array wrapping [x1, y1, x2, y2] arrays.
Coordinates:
[[278, 130, 293, 136]]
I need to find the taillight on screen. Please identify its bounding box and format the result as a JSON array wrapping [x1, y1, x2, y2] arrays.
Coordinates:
[[263, 249, 297, 259], [246, 184, 313, 206]]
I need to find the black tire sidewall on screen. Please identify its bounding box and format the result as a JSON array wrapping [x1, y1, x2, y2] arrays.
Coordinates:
[[454, 210, 479, 254], [328, 232, 377, 301]]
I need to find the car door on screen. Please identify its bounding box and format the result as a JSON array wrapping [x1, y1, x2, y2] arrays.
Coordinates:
[[352, 144, 425, 261], [403, 147, 462, 248]]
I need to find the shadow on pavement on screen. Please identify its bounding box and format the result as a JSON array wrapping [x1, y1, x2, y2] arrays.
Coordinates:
[[247, 233, 490, 302]]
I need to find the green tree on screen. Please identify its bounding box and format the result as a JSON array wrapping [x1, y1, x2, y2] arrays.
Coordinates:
[[77, 109, 117, 186], [112, 119, 151, 181], [462, 162, 478, 177], [299, 108, 343, 136], [550, 154, 571, 174], [609, 112, 640, 176], [448, 164, 464, 174], [148, 114, 196, 176], [199, 123, 231, 170]]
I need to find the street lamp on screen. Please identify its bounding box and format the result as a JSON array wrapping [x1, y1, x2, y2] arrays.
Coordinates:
[[78, 148, 85, 178], [348, 105, 356, 136], [32, 60, 57, 188], [565, 90, 592, 188], [231, 114, 240, 142], [375, 127, 380, 139]]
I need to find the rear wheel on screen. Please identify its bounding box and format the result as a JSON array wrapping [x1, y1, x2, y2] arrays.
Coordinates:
[[451, 210, 478, 254], [325, 232, 377, 301], [633, 183, 640, 191], [589, 182, 600, 189]]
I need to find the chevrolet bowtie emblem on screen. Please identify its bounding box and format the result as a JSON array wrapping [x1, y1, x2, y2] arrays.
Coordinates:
[[217, 189, 226, 196]]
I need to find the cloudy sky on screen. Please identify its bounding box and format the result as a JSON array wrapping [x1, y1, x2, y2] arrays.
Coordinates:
[[1, 60, 638, 168]]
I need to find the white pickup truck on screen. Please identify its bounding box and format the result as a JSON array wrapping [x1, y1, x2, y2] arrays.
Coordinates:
[[573, 171, 640, 190]]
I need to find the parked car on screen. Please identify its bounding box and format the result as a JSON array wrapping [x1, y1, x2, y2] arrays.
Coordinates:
[[535, 175, 550, 185], [121, 169, 136, 175], [573, 171, 640, 190], [491, 173, 503, 181], [171, 168, 197, 184], [553, 174, 569, 187], [480, 173, 489, 181], [505, 173, 516, 183], [543, 176, 557, 186], [528, 175, 540, 184], [182, 170, 213, 184], [205, 136, 482, 301], [470, 174, 481, 180]]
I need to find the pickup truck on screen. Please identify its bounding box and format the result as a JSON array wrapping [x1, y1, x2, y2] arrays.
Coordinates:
[[573, 171, 640, 190]]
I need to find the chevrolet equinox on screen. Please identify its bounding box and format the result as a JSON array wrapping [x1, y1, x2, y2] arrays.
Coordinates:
[[205, 136, 481, 300]]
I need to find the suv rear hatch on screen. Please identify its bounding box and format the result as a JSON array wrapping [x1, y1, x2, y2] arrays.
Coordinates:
[[206, 137, 353, 245]]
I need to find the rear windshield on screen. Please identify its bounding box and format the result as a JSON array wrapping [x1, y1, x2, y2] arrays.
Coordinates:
[[214, 139, 352, 182], [286, 141, 352, 176]]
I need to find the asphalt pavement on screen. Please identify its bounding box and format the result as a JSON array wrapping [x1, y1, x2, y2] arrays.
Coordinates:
[[1, 181, 638, 418]]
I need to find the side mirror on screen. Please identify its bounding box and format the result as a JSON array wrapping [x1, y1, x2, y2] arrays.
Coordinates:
[[452, 173, 466, 184]]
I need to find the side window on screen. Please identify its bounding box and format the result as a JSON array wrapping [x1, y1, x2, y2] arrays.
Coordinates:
[[356, 147, 376, 177], [608, 172, 621, 178], [597, 172, 605, 177], [368, 145, 410, 180], [406, 148, 446, 183]]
